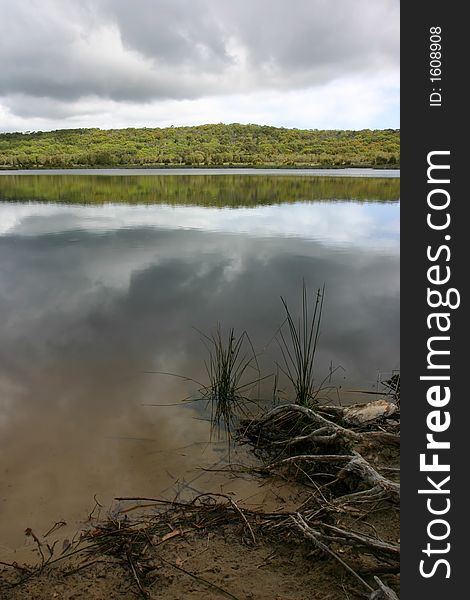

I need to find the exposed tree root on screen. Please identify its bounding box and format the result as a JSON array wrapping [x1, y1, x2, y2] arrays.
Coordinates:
[[238, 399, 400, 598]]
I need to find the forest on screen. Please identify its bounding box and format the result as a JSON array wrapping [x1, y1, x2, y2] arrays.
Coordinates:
[[0, 124, 399, 169]]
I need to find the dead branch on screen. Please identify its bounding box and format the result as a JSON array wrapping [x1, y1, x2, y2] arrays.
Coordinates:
[[337, 453, 400, 504], [249, 403, 362, 441], [320, 523, 399, 561], [292, 513, 374, 593], [271, 426, 339, 446], [369, 576, 400, 600], [245, 403, 400, 449], [266, 454, 354, 470]]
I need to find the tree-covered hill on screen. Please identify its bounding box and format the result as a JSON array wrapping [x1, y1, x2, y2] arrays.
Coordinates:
[[0, 124, 399, 170]]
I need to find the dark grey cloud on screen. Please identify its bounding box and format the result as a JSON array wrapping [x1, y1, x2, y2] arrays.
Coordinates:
[[106, 0, 232, 69], [0, 0, 399, 118]]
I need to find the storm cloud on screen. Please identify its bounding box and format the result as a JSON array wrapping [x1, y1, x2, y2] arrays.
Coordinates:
[[0, 0, 399, 130]]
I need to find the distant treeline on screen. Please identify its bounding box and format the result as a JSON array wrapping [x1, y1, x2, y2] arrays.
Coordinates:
[[0, 174, 400, 207], [0, 124, 399, 169]]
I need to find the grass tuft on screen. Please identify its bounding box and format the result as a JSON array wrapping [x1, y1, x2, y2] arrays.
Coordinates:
[[199, 325, 261, 438], [277, 282, 325, 407]]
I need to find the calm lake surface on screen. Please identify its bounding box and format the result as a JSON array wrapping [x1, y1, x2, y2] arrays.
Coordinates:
[[0, 171, 399, 556]]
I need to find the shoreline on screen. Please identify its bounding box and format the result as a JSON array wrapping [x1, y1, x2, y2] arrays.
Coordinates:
[[0, 167, 400, 178], [1, 397, 400, 600]]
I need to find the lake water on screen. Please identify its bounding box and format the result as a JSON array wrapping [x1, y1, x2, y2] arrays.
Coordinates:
[[0, 171, 399, 558]]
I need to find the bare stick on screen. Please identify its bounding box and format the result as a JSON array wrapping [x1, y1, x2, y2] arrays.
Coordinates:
[[292, 513, 373, 593], [271, 427, 338, 445], [369, 576, 400, 600], [338, 452, 400, 503], [190, 493, 256, 544], [266, 454, 354, 470], [126, 551, 148, 599], [252, 403, 362, 441], [320, 523, 399, 560]]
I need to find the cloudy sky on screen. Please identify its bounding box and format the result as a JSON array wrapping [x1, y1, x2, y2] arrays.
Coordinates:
[[0, 0, 399, 132]]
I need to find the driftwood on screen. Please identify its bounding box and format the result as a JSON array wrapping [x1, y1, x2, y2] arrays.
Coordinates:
[[292, 514, 399, 564], [369, 577, 400, 600], [242, 403, 400, 507], [293, 514, 399, 599], [246, 402, 399, 446], [240, 399, 400, 598], [263, 452, 399, 506], [292, 513, 374, 593], [336, 452, 400, 504], [266, 453, 354, 469], [319, 523, 399, 561], [249, 403, 363, 442], [318, 399, 398, 426]]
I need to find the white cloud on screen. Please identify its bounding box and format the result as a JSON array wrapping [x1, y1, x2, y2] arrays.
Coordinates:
[[0, 201, 400, 253], [0, 0, 399, 130]]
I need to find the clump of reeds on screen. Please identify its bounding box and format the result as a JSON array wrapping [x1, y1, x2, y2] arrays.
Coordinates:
[[199, 325, 260, 438], [277, 282, 325, 407]]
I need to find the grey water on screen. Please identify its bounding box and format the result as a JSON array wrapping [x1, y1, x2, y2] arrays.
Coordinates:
[[0, 172, 399, 555]]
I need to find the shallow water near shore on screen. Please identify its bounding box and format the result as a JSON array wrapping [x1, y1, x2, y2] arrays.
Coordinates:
[[0, 173, 399, 560]]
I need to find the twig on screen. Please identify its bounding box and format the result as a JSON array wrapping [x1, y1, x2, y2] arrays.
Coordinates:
[[64, 559, 110, 577], [292, 513, 373, 593], [0, 561, 32, 574], [370, 576, 400, 600], [43, 521, 67, 538], [338, 452, 400, 503], [24, 528, 45, 567], [266, 454, 354, 470], [126, 551, 148, 599], [190, 493, 256, 544], [251, 403, 362, 441], [320, 523, 399, 559]]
